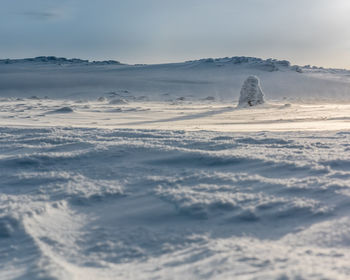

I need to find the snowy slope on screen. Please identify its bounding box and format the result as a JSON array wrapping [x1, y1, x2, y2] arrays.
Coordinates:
[[0, 56, 350, 101], [1, 56, 350, 280]]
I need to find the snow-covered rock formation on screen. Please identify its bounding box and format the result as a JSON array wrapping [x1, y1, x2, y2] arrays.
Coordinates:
[[238, 76, 265, 107]]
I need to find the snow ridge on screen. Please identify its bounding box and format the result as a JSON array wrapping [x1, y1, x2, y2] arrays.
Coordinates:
[[1, 55, 347, 72], [0, 56, 123, 65]]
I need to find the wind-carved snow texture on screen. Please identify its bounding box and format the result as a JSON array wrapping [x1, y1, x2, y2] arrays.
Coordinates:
[[2, 56, 350, 279], [238, 76, 265, 107], [2, 127, 350, 279]]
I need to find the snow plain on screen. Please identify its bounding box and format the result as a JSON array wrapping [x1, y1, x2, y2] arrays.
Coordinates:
[[1, 57, 350, 279]]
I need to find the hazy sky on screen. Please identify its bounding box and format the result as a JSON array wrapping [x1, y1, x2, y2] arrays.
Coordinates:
[[1, 0, 350, 68]]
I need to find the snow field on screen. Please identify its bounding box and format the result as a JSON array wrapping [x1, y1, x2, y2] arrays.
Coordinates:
[[2, 56, 350, 279], [1, 127, 350, 279]]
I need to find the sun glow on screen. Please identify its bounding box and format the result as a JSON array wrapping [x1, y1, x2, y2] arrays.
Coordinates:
[[334, 0, 350, 10]]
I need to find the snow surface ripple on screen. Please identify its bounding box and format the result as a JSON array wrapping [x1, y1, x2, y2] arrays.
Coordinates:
[[1, 127, 350, 279]]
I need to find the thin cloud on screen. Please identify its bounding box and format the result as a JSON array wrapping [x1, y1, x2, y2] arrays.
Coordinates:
[[21, 11, 59, 20]]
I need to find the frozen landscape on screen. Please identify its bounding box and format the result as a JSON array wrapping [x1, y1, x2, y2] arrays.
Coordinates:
[[2, 56, 350, 279]]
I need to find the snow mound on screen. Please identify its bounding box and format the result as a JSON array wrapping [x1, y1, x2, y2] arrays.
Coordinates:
[[109, 98, 128, 105], [97, 97, 106, 102], [203, 96, 215, 101], [238, 76, 265, 107], [48, 106, 74, 114]]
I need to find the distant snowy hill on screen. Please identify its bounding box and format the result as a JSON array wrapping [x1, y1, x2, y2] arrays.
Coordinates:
[[0, 56, 122, 65], [0, 56, 349, 101]]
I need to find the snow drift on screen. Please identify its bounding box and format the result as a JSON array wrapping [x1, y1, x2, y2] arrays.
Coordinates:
[[2, 127, 350, 279]]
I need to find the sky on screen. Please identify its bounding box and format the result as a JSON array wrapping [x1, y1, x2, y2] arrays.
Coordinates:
[[1, 0, 350, 68]]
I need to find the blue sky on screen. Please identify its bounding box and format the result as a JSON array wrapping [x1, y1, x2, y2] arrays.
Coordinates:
[[1, 0, 350, 68]]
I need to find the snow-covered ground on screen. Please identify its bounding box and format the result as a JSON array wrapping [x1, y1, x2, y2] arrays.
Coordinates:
[[1, 57, 350, 279], [3, 98, 350, 132]]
